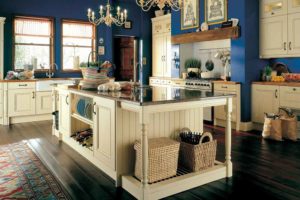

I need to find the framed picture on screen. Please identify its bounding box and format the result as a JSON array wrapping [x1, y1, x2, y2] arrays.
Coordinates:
[[181, 0, 199, 30], [124, 20, 132, 29], [205, 0, 228, 25]]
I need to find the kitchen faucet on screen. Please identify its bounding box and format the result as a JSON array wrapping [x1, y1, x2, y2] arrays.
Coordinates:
[[46, 63, 58, 78]]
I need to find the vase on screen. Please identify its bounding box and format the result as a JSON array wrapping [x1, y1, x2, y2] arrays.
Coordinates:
[[73, 56, 80, 70]]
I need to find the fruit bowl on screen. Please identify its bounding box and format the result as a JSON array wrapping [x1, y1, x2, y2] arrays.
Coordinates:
[[282, 73, 300, 82]]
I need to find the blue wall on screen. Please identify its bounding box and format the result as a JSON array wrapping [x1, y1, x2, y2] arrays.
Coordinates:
[[0, 0, 153, 82], [171, 0, 268, 122]]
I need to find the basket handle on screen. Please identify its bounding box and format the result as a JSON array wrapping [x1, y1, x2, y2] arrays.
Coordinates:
[[199, 132, 213, 144]]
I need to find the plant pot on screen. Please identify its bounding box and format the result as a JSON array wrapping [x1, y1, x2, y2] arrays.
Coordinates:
[[265, 75, 272, 82], [187, 68, 199, 73]]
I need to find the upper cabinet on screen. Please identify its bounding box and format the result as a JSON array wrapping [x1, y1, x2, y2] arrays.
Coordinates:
[[260, 0, 300, 58], [152, 14, 171, 77], [0, 17, 5, 80]]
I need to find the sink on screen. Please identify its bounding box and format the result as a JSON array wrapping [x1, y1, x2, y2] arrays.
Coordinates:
[[36, 80, 75, 91]]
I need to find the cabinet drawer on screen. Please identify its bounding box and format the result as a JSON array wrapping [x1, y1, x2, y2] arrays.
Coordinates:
[[260, 0, 287, 18], [280, 86, 300, 109], [0, 83, 3, 90], [8, 82, 35, 89], [214, 84, 237, 92]]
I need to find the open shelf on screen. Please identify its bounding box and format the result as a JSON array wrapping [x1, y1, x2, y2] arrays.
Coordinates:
[[122, 161, 228, 200], [171, 26, 240, 44], [71, 113, 93, 126]]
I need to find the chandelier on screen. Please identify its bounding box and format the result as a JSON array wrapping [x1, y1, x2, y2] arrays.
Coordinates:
[[136, 0, 183, 11], [87, 0, 127, 27]]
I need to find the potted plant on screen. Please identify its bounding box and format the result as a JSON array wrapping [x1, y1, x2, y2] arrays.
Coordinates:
[[264, 65, 272, 82], [184, 58, 201, 78]]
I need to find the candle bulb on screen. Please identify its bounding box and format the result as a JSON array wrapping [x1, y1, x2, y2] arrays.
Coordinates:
[[124, 9, 127, 20], [87, 8, 91, 17], [117, 6, 120, 16], [121, 12, 124, 22], [92, 11, 95, 20]]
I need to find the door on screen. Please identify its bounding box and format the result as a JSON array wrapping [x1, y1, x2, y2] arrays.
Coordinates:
[[288, 13, 300, 55], [288, 0, 300, 13], [280, 86, 300, 109], [252, 85, 280, 124], [260, 0, 288, 18], [93, 97, 116, 170], [152, 34, 165, 77], [59, 90, 70, 136], [164, 33, 172, 78], [36, 91, 52, 114], [8, 89, 35, 116], [260, 16, 288, 58]]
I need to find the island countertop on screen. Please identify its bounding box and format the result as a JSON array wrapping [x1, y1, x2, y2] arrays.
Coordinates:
[[66, 85, 234, 106]]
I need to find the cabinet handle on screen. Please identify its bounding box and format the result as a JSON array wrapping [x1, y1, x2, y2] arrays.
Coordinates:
[[93, 102, 96, 115], [293, 88, 297, 91], [284, 42, 287, 50], [271, 12, 275, 15], [289, 42, 292, 50], [32, 91, 35, 99], [275, 89, 278, 98], [221, 86, 228, 89], [19, 84, 28, 87], [65, 95, 69, 105]]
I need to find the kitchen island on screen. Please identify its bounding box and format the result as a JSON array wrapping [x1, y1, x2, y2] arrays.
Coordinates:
[[55, 85, 233, 200]]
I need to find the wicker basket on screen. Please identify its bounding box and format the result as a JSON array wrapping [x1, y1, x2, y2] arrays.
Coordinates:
[[179, 132, 217, 172], [134, 137, 180, 183]]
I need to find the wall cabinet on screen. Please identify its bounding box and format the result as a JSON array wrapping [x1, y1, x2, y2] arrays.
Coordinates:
[[93, 96, 116, 170], [152, 14, 171, 77], [36, 91, 52, 114], [252, 84, 280, 124], [260, 0, 300, 58], [8, 89, 36, 117], [214, 83, 241, 130], [59, 90, 70, 136], [0, 17, 5, 79]]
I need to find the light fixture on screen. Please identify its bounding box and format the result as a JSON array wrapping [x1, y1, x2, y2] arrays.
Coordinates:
[[87, 0, 128, 27], [136, 0, 183, 11]]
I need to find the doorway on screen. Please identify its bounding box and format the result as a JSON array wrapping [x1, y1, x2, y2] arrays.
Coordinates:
[[113, 36, 138, 81]]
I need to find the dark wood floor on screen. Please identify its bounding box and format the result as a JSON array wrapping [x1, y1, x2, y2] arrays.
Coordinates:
[[1, 121, 300, 200]]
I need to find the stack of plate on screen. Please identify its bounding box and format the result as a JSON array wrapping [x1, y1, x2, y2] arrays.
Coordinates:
[[76, 98, 93, 120]]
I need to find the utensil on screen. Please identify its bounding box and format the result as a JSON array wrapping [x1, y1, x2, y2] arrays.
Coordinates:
[[205, 52, 214, 71]]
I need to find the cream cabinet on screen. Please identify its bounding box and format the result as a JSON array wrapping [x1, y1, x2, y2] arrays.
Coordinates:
[[36, 91, 52, 114], [59, 90, 70, 136], [8, 89, 36, 117], [0, 83, 3, 122], [252, 84, 280, 124], [214, 83, 241, 130], [93, 96, 116, 170], [0, 17, 5, 79], [279, 86, 300, 108], [152, 14, 171, 77], [260, 0, 300, 58]]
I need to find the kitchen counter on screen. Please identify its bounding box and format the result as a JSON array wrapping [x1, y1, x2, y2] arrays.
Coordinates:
[[67, 86, 234, 106], [0, 77, 81, 82], [252, 81, 300, 87]]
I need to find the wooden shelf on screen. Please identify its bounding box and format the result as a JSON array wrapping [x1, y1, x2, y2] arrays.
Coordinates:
[[122, 162, 228, 200], [171, 26, 240, 44], [71, 113, 93, 126]]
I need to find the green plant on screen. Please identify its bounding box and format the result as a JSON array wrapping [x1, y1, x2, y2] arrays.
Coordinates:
[[184, 58, 201, 70], [264, 65, 272, 76]]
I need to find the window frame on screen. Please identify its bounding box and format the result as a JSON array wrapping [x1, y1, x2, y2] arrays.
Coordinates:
[[61, 19, 96, 72], [12, 15, 55, 72]]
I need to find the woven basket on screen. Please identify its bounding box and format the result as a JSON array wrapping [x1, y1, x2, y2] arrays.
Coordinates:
[[134, 137, 180, 183], [179, 132, 217, 172]]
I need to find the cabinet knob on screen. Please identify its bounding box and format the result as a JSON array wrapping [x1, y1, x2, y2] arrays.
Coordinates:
[[275, 89, 278, 98], [284, 42, 287, 51], [293, 88, 297, 91], [32, 91, 35, 99], [289, 42, 292, 50]]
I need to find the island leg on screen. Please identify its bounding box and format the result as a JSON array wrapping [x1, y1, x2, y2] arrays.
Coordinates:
[[140, 110, 149, 200], [225, 97, 233, 178]]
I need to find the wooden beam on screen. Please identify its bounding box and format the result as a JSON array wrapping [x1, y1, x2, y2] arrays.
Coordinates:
[[171, 26, 240, 44]]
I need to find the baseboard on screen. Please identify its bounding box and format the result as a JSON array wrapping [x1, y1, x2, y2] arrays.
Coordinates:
[[239, 122, 254, 132], [10, 114, 52, 124]]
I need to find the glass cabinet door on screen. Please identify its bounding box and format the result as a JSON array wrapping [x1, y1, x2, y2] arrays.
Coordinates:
[[288, 0, 300, 13], [260, 0, 288, 18]]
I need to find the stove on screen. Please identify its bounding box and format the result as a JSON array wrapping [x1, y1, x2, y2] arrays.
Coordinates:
[[185, 78, 218, 91]]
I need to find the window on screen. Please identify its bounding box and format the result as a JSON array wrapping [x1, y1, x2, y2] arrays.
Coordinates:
[[13, 16, 54, 71], [62, 20, 96, 71]]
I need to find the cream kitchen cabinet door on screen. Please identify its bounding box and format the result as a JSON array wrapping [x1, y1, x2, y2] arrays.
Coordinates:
[[93, 96, 116, 170], [252, 85, 280, 124], [59, 90, 70, 136], [279, 86, 300, 109], [288, 13, 300, 55], [8, 89, 36, 117], [288, 0, 300, 13], [260, 15, 288, 58], [152, 34, 165, 77], [260, 0, 288, 18], [36, 91, 52, 115], [0, 83, 3, 120], [0, 17, 5, 80]]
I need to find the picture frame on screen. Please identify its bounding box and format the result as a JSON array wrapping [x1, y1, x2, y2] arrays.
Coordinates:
[[205, 0, 228, 25], [124, 20, 132, 29], [181, 0, 199, 30]]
